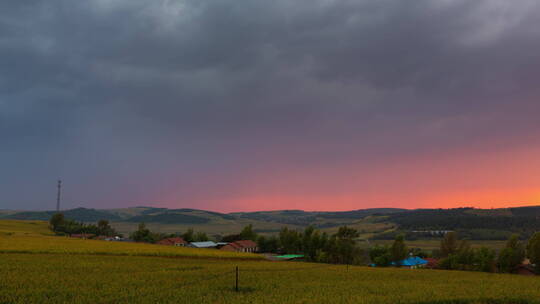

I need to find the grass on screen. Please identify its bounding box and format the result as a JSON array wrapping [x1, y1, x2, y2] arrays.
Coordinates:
[[111, 219, 305, 237], [0, 219, 53, 236], [369, 240, 508, 251], [109, 215, 392, 238], [1, 219, 540, 303], [2, 253, 540, 303]]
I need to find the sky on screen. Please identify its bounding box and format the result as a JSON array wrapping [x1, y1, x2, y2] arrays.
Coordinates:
[[1, 0, 540, 212]]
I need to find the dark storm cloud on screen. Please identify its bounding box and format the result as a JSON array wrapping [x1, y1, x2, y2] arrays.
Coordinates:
[[2, 0, 540, 210]]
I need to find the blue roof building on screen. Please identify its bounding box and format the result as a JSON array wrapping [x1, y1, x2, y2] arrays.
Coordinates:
[[392, 256, 428, 268]]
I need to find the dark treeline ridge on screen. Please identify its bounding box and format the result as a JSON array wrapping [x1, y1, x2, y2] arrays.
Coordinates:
[[130, 223, 210, 243], [8, 208, 122, 222], [384, 207, 540, 239], [374, 229, 515, 241], [49, 213, 118, 237]]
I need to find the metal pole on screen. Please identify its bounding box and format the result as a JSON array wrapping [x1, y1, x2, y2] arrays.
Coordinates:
[[56, 180, 62, 212], [235, 266, 239, 292]]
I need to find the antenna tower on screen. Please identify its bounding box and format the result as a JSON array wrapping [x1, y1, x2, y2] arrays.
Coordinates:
[[56, 180, 62, 212]]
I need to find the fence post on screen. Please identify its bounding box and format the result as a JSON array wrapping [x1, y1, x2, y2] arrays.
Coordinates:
[[235, 266, 239, 292]]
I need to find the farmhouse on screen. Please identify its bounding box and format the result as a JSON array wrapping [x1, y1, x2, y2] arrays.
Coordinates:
[[157, 237, 187, 246], [220, 240, 258, 253], [424, 258, 439, 269], [515, 264, 536, 276], [188, 241, 218, 249]]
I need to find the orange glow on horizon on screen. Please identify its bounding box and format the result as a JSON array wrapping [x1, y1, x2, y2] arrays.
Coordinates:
[[160, 144, 540, 213]]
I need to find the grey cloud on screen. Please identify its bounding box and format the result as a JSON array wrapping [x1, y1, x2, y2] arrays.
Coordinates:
[[1, 0, 540, 210]]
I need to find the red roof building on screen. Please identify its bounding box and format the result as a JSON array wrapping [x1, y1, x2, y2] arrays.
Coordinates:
[[515, 264, 536, 276], [156, 237, 187, 246], [220, 240, 258, 253], [424, 258, 439, 269]]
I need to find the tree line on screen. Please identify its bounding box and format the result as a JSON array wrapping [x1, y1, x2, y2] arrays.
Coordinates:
[[386, 208, 540, 238], [370, 231, 540, 274], [223, 224, 365, 265], [437, 232, 540, 274], [129, 223, 210, 243], [49, 213, 212, 243], [49, 213, 118, 237]]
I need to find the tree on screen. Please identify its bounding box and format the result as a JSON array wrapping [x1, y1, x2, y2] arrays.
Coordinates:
[[279, 227, 301, 254], [257, 235, 280, 253], [439, 238, 477, 271], [438, 254, 459, 270], [130, 223, 156, 243], [49, 213, 65, 232], [455, 240, 474, 270], [182, 228, 195, 243], [497, 234, 525, 273], [527, 232, 540, 273], [390, 235, 408, 265], [409, 247, 430, 258], [302, 226, 317, 260], [369, 245, 392, 267], [336, 226, 359, 239], [97, 220, 116, 236], [474, 247, 496, 272], [239, 224, 258, 241], [194, 231, 209, 242], [440, 232, 459, 257], [327, 226, 363, 265]]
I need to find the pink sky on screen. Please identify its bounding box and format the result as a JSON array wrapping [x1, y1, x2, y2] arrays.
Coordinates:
[[157, 143, 540, 212]]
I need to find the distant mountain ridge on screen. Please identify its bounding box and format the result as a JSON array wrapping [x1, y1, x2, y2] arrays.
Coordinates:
[[2, 205, 540, 240], [0, 206, 405, 225]]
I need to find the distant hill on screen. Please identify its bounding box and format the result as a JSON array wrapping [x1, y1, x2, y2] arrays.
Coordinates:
[[385, 206, 540, 230], [0, 206, 404, 229], [375, 206, 540, 240], [231, 208, 405, 226], [1, 208, 122, 222], [2, 205, 539, 240]]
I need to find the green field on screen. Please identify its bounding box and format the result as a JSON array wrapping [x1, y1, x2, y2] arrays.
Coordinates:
[[368, 239, 508, 251], [1, 220, 540, 303]]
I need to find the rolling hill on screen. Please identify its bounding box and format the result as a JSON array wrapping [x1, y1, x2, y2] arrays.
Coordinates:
[[2, 205, 540, 240]]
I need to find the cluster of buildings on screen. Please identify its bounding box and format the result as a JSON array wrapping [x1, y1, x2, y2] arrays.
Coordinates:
[[156, 237, 259, 253], [372, 256, 536, 276], [70, 234, 124, 241], [69, 233, 259, 253]]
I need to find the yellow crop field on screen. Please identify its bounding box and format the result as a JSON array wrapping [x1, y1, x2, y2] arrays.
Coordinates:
[[0, 219, 53, 236], [1, 220, 540, 303], [0, 220, 261, 260], [2, 253, 540, 303]]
